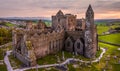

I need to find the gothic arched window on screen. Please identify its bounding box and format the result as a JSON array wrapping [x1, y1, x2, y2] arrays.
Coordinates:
[[67, 41, 70, 47], [58, 19, 60, 22], [77, 43, 80, 49]]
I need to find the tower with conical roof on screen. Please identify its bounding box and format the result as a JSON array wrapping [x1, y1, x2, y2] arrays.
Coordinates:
[[84, 5, 97, 58], [86, 5, 94, 28]]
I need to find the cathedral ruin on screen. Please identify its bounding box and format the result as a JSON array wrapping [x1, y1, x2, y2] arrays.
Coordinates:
[[12, 5, 98, 66]]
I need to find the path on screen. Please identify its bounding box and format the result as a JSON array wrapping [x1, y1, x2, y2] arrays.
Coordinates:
[[0, 42, 12, 48], [4, 50, 13, 71], [14, 48, 106, 71]]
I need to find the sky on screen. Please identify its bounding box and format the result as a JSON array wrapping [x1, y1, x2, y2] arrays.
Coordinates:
[[0, 0, 120, 19]]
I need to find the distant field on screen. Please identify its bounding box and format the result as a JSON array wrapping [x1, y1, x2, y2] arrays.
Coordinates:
[[6, 23, 15, 27], [44, 21, 52, 27], [97, 26, 109, 35], [95, 22, 106, 25], [33, 20, 52, 27], [97, 22, 120, 71], [99, 33, 120, 44], [98, 42, 120, 71], [0, 22, 15, 27]]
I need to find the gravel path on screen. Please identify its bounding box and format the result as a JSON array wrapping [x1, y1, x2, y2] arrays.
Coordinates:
[[14, 48, 106, 71], [4, 51, 13, 71]]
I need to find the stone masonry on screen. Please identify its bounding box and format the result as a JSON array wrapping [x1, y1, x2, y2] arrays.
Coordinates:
[[12, 5, 98, 66]]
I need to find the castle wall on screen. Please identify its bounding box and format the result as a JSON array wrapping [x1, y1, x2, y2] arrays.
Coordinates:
[[64, 31, 84, 54], [30, 31, 65, 59], [12, 5, 98, 66], [14, 51, 30, 66], [66, 15, 77, 31]]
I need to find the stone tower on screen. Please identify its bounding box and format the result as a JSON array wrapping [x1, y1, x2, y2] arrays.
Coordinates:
[[52, 10, 77, 31], [26, 21, 33, 29], [84, 5, 97, 58], [52, 10, 64, 30], [86, 4, 94, 26]]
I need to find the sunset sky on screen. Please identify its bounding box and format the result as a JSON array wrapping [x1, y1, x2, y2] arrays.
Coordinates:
[[0, 0, 120, 19]]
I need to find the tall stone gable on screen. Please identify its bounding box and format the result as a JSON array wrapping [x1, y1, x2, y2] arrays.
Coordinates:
[[52, 10, 77, 31]]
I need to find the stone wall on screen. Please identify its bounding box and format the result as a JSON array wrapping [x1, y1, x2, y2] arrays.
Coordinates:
[[52, 10, 77, 31], [29, 30, 65, 59], [13, 51, 31, 66], [12, 5, 98, 66], [64, 31, 84, 55]]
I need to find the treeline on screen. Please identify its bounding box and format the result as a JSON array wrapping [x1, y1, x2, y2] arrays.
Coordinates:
[[0, 28, 12, 45]]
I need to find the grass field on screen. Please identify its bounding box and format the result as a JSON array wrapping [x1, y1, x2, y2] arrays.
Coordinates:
[[0, 22, 15, 27], [0, 65, 7, 71], [96, 24, 120, 71], [96, 22, 120, 35], [98, 43, 120, 71], [5, 22, 15, 27], [97, 26, 109, 35], [99, 33, 120, 44]]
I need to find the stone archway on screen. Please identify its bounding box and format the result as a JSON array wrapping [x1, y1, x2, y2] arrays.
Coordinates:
[[65, 37, 73, 52], [74, 39, 83, 55]]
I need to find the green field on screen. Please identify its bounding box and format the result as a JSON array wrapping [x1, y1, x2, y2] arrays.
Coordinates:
[[44, 20, 52, 27], [0, 22, 15, 27], [97, 26, 109, 35], [99, 33, 120, 44], [96, 24, 120, 71], [0, 65, 7, 71]]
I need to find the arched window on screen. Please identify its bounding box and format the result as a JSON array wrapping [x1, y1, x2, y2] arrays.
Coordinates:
[[67, 41, 70, 47], [58, 19, 60, 22], [49, 42, 51, 50], [77, 43, 80, 49]]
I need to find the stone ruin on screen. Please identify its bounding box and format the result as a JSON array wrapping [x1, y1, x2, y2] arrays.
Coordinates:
[[12, 5, 98, 66]]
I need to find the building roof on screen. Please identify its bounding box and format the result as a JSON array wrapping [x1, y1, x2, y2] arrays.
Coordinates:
[[86, 4, 94, 14], [56, 10, 64, 16]]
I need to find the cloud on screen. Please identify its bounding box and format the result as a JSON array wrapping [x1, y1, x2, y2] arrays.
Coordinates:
[[0, 0, 120, 19], [94, 0, 120, 12]]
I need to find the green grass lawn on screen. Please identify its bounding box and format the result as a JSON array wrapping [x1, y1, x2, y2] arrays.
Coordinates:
[[44, 21, 52, 27], [0, 65, 7, 71], [0, 22, 15, 27], [0, 45, 12, 60], [37, 54, 58, 65], [99, 33, 120, 44], [0, 48, 5, 60], [97, 25, 110, 35], [37, 51, 74, 65], [95, 24, 120, 71], [95, 25, 120, 71], [25, 67, 58, 71], [110, 25, 120, 29], [5, 22, 15, 27], [9, 54, 23, 69], [96, 43, 120, 71]]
